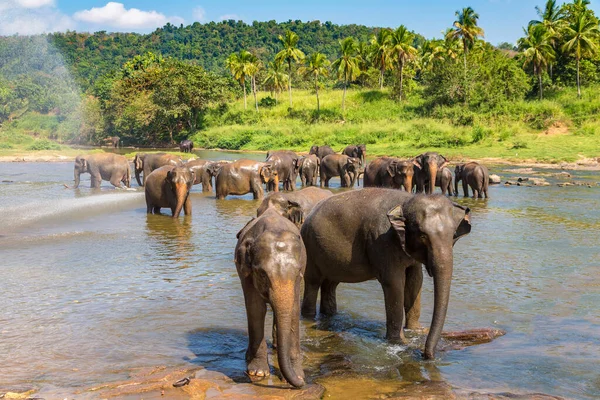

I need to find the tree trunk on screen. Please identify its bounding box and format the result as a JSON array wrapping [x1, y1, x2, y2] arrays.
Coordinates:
[[463, 44, 468, 105], [288, 60, 293, 108], [315, 75, 320, 112], [549, 63, 553, 81], [380, 69, 384, 90], [252, 75, 259, 112], [538, 70, 543, 101], [576, 57, 581, 99], [243, 80, 247, 110], [342, 76, 347, 113], [399, 59, 404, 101]]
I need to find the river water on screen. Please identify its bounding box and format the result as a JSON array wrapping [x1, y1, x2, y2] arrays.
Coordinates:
[[1, 150, 599, 399]]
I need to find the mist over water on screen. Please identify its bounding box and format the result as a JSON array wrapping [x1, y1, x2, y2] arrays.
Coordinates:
[[0, 157, 599, 399]]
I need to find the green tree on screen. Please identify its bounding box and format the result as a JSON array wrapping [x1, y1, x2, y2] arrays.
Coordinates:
[[332, 37, 359, 113], [370, 29, 392, 89], [263, 60, 288, 103], [275, 30, 305, 108], [519, 24, 555, 99], [299, 52, 330, 111], [529, 0, 565, 79], [226, 50, 255, 110], [390, 25, 417, 101]]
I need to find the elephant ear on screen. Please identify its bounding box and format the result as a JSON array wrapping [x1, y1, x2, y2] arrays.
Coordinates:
[[452, 203, 471, 244], [412, 157, 422, 169], [387, 205, 409, 255], [260, 163, 276, 182], [386, 160, 398, 177], [166, 170, 173, 182], [439, 155, 449, 169], [134, 155, 143, 170], [285, 200, 304, 227], [80, 158, 88, 171]]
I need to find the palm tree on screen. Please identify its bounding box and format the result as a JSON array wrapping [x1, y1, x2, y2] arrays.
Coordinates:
[[390, 25, 417, 101], [518, 24, 555, 100], [332, 37, 359, 113], [299, 52, 330, 112], [275, 30, 305, 108], [225, 51, 248, 109], [438, 28, 462, 61], [529, 0, 565, 79], [562, 10, 600, 98], [245, 52, 261, 112], [370, 29, 392, 89], [263, 60, 288, 103]]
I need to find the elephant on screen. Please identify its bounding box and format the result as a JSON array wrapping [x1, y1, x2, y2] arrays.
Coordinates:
[[298, 154, 320, 187], [186, 159, 225, 193], [300, 189, 471, 359], [266, 151, 299, 191], [436, 167, 455, 196], [134, 153, 182, 187], [144, 165, 195, 217], [235, 207, 307, 387], [180, 139, 194, 153], [320, 154, 360, 188], [342, 144, 366, 166], [73, 153, 130, 189], [413, 152, 448, 194], [102, 136, 120, 148], [215, 159, 278, 200], [455, 162, 489, 199], [309, 145, 335, 160], [364, 157, 416, 192], [256, 186, 333, 227]]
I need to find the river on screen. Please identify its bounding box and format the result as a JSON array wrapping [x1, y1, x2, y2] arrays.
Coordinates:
[[1, 150, 599, 399]]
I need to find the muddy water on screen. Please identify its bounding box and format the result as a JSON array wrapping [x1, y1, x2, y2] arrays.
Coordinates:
[[1, 151, 599, 399]]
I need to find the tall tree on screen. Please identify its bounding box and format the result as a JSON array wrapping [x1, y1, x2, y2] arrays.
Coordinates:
[[275, 30, 305, 108], [370, 29, 392, 89], [390, 25, 417, 101], [518, 24, 555, 99], [332, 37, 359, 113], [561, 9, 599, 98], [245, 52, 261, 112], [529, 0, 565, 79], [299, 52, 330, 112], [263, 60, 288, 103], [226, 51, 248, 109]]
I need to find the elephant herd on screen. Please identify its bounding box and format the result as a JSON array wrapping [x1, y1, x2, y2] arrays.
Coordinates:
[[70, 146, 488, 387]]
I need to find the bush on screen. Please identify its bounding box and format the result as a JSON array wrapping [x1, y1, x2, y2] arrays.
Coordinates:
[[471, 125, 492, 143], [510, 140, 528, 149], [0, 142, 14, 149], [574, 124, 599, 136], [27, 139, 62, 150], [258, 97, 277, 108]]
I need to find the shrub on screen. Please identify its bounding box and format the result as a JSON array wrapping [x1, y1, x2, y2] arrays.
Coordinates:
[[259, 97, 277, 108], [27, 139, 61, 150], [0, 142, 14, 149], [510, 140, 528, 149], [471, 125, 492, 143]]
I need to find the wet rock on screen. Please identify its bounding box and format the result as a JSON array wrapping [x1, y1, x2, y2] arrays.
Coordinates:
[[489, 174, 501, 184], [454, 390, 565, 399], [556, 183, 573, 187], [555, 171, 571, 179], [441, 328, 506, 346], [388, 380, 455, 399], [0, 390, 38, 399], [505, 168, 536, 175]]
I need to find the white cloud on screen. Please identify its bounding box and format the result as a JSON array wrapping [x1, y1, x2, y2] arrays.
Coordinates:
[[15, 0, 55, 8], [219, 14, 242, 21], [0, 0, 74, 35], [73, 2, 184, 30], [192, 6, 206, 22]]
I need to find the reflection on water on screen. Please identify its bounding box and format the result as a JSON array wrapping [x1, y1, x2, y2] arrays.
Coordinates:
[[0, 160, 599, 399]]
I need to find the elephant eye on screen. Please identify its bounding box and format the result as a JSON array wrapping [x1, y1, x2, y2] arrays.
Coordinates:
[[420, 234, 429, 243]]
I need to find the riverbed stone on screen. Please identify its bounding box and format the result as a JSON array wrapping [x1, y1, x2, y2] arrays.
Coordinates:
[[555, 171, 571, 179], [489, 174, 501, 184]]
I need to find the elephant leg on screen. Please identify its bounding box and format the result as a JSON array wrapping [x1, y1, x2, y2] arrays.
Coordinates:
[[319, 279, 339, 316], [251, 179, 264, 200], [153, 206, 161, 214], [109, 175, 123, 188], [146, 204, 152, 214], [183, 196, 192, 216], [404, 263, 423, 330], [301, 258, 322, 319], [472, 186, 479, 199], [241, 277, 270, 377], [379, 270, 407, 343], [91, 174, 102, 188], [300, 174, 306, 187], [462, 180, 469, 197]]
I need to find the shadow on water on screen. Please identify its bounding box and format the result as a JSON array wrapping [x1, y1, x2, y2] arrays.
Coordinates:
[[145, 215, 194, 266]]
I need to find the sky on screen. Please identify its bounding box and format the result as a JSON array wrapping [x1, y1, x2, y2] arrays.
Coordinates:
[[1, 0, 600, 45]]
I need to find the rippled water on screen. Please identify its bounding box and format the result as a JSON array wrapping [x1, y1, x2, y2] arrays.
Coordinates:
[[1, 151, 599, 399]]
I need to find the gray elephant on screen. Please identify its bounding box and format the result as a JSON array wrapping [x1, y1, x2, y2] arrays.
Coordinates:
[[186, 159, 225, 193], [364, 156, 415, 192], [235, 208, 306, 387], [455, 162, 489, 198], [179, 139, 194, 153], [266, 151, 299, 191], [134, 153, 182, 187], [436, 167, 455, 196], [144, 165, 195, 217], [102, 136, 120, 148], [413, 152, 448, 194], [73, 153, 130, 189], [342, 144, 366, 166], [300, 189, 471, 359], [309, 145, 335, 160], [298, 154, 320, 187], [215, 159, 278, 200], [256, 186, 333, 227], [320, 154, 360, 188]]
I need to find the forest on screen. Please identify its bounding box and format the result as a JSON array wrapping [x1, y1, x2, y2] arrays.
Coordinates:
[[0, 0, 599, 159]]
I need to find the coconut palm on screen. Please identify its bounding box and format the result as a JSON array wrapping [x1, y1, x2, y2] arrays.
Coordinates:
[[263, 60, 288, 103], [447, 7, 485, 89], [529, 0, 565, 79], [390, 25, 417, 101], [562, 10, 600, 98], [332, 37, 359, 113], [437, 28, 462, 61], [518, 24, 555, 100], [245, 52, 261, 112], [226, 51, 250, 110], [275, 30, 305, 107], [370, 29, 392, 89], [299, 52, 330, 112]]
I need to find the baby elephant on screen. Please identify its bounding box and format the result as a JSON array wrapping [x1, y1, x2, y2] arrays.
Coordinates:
[[455, 162, 489, 198], [235, 209, 307, 388], [145, 165, 195, 217]]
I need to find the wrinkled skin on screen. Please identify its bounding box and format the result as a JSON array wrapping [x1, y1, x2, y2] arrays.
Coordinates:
[[455, 162, 489, 199], [186, 159, 227, 193], [436, 167, 455, 196], [256, 187, 333, 228], [309, 145, 335, 160], [364, 157, 415, 192], [180, 140, 194, 153], [102, 136, 120, 148], [266, 151, 299, 192], [134, 153, 182, 187], [215, 159, 278, 200], [342, 144, 366, 166], [413, 152, 448, 195], [144, 165, 195, 217], [298, 154, 320, 187], [320, 154, 360, 188], [301, 189, 471, 359], [73, 153, 130, 189], [235, 208, 307, 387]]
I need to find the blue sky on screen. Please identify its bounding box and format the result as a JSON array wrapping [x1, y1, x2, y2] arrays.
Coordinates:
[[2, 0, 600, 45]]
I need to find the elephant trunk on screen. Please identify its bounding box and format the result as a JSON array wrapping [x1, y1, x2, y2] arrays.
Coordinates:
[[428, 163, 438, 195], [73, 168, 81, 189], [404, 175, 413, 193], [172, 182, 189, 218], [454, 175, 460, 196], [271, 287, 305, 388], [135, 168, 143, 187], [424, 242, 453, 360]]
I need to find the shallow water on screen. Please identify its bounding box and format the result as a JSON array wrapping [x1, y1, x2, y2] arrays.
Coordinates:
[[1, 151, 599, 399]]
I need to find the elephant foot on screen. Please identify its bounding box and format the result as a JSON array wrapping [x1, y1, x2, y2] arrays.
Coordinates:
[[405, 321, 423, 331], [386, 330, 408, 345], [292, 357, 305, 381], [247, 356, 270, 378]]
